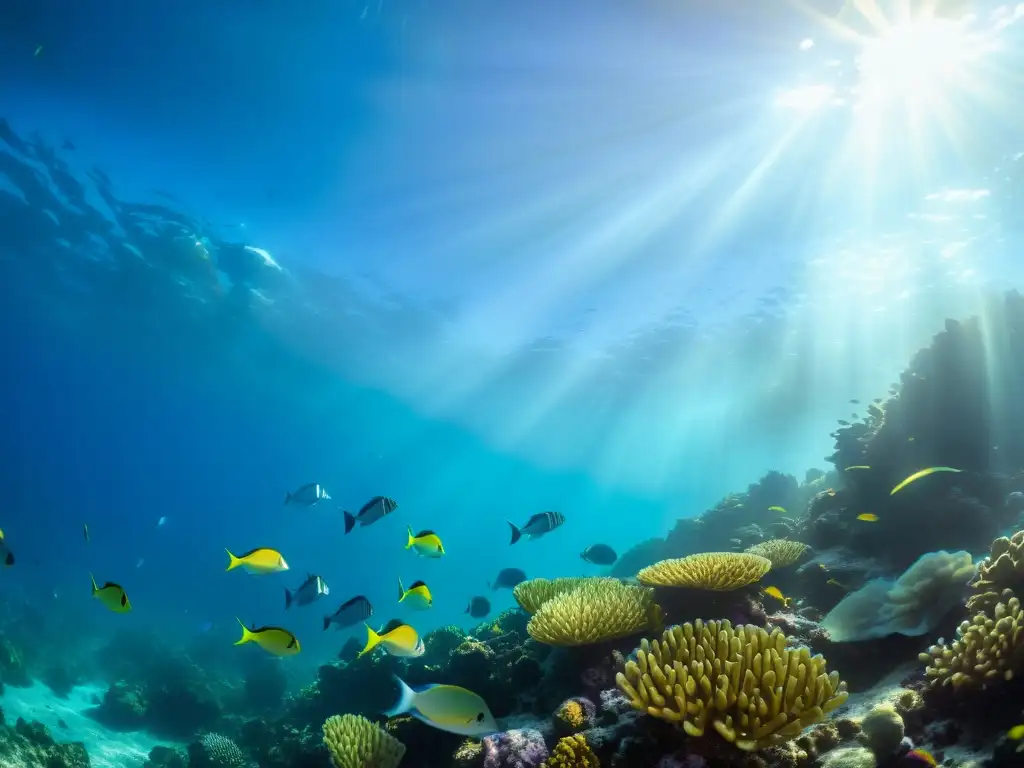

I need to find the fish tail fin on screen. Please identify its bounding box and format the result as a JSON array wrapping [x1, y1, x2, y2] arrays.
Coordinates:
[[343, 511, 356, 535], [284, 492, 291, 505], [89, 573, 98, 596], [397, 577, 405, 602], [225, 549, 241, 571], [507, 520, 522, 545], [233, 617, 252, 646], [384, 675, 416, 718], [284, 588, 293, 609], [4, 551, 12, 566], [323, 615, 331, 631], [405, 526, 415, 550], [358, 624, 381, 658]]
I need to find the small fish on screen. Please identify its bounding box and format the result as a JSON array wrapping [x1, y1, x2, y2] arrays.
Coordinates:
[[285, 574, 330, 609], [465, 596, 491, 618], [343, 496, 398, 533], [90, 574, 130, 613], [762, 586, 793, 608], [507, 511, 565, 544], [908, 436, 916, 442], [902, 749, 938, 766], [849, 399, 859, 404], [580, 544, 617, 565], [385, 675, 498, 737], [818, 563, 829, 571], [490, 568, 527, 590], [398, 577, 433, 610], [767, 506, 787, 514], [284, 483, 331, 507], [0, 529, 14, 567], [856, 513, 880, 522], [359, 619, 423, 658], [890, 466, 961, 495], [157, 516, 167, 527], [827, 578, 849, 590], [406, 527, 445, 558], [234, 618, 300, 656], [323, 595, 373, 630], [83, 524, 90, 543], [34, 45, 43, 57], [225, 547, 289, 574], [845, 465, 871, 471], [1009, 724, 1024, 740], [837, 419, 850, 426]]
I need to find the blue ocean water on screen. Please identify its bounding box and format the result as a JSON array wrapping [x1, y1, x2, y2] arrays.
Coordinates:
[[2, 0, 1024, 765]]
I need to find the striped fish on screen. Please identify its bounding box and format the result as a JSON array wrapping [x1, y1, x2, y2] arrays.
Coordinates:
[[507, 511, 565, 545]]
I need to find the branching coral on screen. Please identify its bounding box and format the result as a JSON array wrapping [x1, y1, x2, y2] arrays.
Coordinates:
[[527, 580, 661, 647], [513, 577, 596, 614], [616, 619, 848, 751], [919, 594, 1024, 689], [322, 714, 407, 768], [744, 540, 811, 569], [637, 553, 772, 590], [540, 735, 598, 768]]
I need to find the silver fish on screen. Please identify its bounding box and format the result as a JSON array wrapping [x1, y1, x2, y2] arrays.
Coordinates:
[[285, 483, 331, 506], [343, 496, 398, 534], [507, 511, 565, 545], [285, 574, 330, 609], [324, 595, 373, 630]]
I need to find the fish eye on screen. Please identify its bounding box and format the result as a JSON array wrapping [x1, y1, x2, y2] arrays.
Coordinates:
[[476, 712, 484, 722]]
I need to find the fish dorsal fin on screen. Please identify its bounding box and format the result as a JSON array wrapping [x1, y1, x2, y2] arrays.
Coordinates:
[[416, 529, 436, 538], [381, 618, 404, 634], [409, 580, 428, 590]]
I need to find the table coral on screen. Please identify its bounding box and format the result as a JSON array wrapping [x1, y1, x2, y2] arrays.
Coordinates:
[[637, 553, 772, 590]]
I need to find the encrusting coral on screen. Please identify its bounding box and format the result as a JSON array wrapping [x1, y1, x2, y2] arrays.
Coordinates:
[[919, 594, 1024, 689], [616, 619, 848, 751], [322, 714, 407, 768], [744, 540, 811, 569], [539, 734, 598, 768], [513, 578, 595, 615], [637, 552, 772, 590], [526, 579, 662, 646]]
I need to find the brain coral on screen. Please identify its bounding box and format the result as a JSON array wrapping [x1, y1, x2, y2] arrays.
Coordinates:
[[514, 577, 596, 614], [526, 580, 661, 646], [616, 619, 848, 751], [919, 594, 1024, 690], [637, 552, 772, 590], [745, 540, 811, 569], [323, 714, 407, 768]]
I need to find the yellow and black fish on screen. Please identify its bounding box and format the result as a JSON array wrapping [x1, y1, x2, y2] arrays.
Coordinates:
[[398, 577, 433, 609], [234, 619, 300, 656], [90, 573, 130, 613], [406, 528, 445, 558], [225, 547, 289, 574]]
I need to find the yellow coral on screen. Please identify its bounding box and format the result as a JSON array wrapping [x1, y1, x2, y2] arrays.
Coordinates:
[[616, 619, 848, 751], [527, 580, 661, 646], [637, 552, 772, 590], [453, 739, 483, 767], [919, 594, 1024, 689], [541, 734, 599, 768], [556, 700, 586, 730], [322, 714, 407, 768], [967, 531, 1024, 613], [745, 540, 811, 569], [513, 577, 595, 614]]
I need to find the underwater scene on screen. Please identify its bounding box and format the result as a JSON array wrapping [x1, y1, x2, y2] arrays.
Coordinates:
[[3, 1, 1024, 767]]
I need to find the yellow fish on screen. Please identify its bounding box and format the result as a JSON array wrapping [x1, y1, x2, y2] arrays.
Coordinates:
[[398, 577, 433, 610], [767, 506, 787, 514], [762, 586, 792, 607], [1009, 724, 1024, 740], [845, 465, 871, 471], [90, 573, 131, 613], [234, 618, 300, 656], [406, 527, 445, 558], [827, 578, 849, 590], [386, 676, 498, 737], [359, 619, 424, 658], [225, 547, 289, 574], [891, 466, 961, 495], [856, 513, 880, 522]]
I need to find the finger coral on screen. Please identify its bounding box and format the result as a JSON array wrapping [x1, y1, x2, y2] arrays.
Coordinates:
[[526, 580, 661, 647], [513, 577, 595, 614], [540, 734, 599, 768], [967, 530, 1024, 614], [323, 714, 407, 768], [616, 619, 849, 751], [745, 540, 811, 569], [919, 594, 1024, 689], [637, 552, 772, 590]]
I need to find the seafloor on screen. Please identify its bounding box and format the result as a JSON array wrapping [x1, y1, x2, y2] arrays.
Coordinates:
[[6, 297, 1024, 768]]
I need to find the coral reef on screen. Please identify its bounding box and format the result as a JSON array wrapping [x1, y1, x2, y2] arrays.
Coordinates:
[[526, 580, 661, 646], [322, 713, 406, 768], [186, 732, 248, 768], [540, 734, 598, 768], [514, 579, 593, 615], [968, 530, 1024, 614], [744, 540, 811, 569], [0, 717, 89, 768], [616, 620, 848, 751], [637, 553, 772, 590]]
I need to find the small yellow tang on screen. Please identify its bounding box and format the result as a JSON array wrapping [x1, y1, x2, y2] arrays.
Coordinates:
[[90, 573, 131, 613], [398, 577, 433, 610], [890, 466, 961, 495], [762, 586, 791, 607], [856, 513, 880, 522], [225, 547, 289, 574], [234, 618, 300, 656], [359, 620, 423, 658], [406, 527, 445, 558]]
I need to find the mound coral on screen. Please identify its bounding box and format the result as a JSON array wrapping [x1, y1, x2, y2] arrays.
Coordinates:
[[526, 580, 661, 646], [744, 540, 811, 569], [967, 530, 1024, 613], [322, 714, 407, 768], [637, 552, 772, 590], [186, 733, 247, 768], [616, 619, 848, 751], [821, 549, 976, 641], [540, 734, 598, 768], [919, 594, 1024, 689], [513, 578, 595, 614]]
